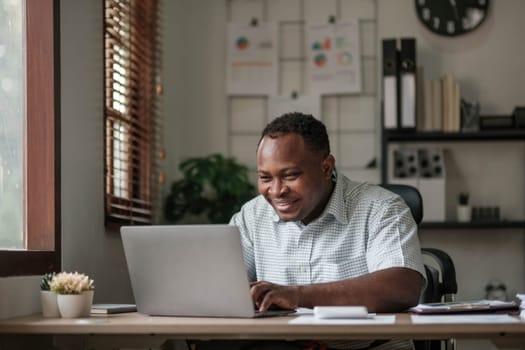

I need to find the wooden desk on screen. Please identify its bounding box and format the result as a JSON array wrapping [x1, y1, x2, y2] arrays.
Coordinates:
[[1, 313, 525, 349]]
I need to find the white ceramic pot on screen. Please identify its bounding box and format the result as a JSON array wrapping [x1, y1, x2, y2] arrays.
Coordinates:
[[81, 290, 94, 316], [41, 290, 60, 317], [457, 205, 471, 222], [57, 290, 94, 318]]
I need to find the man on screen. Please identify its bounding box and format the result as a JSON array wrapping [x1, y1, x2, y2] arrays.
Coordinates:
[[192, 113, 425, 350]]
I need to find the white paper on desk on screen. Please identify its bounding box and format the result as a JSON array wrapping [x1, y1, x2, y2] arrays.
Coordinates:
[[294, 307, 314, 315], [411, 314, 520, 324], [289, 315, 395, 325]]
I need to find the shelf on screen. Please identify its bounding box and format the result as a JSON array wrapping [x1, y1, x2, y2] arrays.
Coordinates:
[[420, 221, 525, 230], [380, 129, 525, 183], [383, 129, 525, 142], [381, 129, 525, 231]]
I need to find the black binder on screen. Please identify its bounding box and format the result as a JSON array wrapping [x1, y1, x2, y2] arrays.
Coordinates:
[[382, 39, 399, 129], [400, 38, 417, 130]]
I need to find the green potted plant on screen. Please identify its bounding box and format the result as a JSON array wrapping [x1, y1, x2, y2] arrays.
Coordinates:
[[457, 191, 471, 222], [40, 272, 60, 317], [164, 154, 256, 224], [40, 272, 56, 291]]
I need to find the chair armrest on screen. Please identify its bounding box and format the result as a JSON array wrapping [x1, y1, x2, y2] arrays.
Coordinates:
[[421, 248, 458, 296]]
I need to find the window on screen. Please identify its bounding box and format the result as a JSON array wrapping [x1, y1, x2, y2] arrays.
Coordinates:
[[104, 0, 163, 227], [0, 0, 60, 276], [0, 0, 23, 250]]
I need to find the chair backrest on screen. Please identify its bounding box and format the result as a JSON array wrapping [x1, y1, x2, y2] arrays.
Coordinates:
[[379, 183, 457, 302], [380, 184, 423, 224], [380, 184, 458, 350]]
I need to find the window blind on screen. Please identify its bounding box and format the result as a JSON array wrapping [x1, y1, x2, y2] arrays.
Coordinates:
[[104, 0, 164, 226]]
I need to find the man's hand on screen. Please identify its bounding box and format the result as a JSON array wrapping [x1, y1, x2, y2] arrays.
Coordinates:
[[250, 268, 423, 313], [250, 281, 301, 312]]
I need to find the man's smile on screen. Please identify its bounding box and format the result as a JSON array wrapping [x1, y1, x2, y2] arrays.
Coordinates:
[[271, 198, 300, 212]]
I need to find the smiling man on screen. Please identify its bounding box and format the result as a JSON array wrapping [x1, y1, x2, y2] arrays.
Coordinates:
[[227, 112, 426, 350]]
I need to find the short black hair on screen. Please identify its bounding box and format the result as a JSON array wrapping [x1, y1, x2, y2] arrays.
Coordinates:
[[259, 112, 330, 156]]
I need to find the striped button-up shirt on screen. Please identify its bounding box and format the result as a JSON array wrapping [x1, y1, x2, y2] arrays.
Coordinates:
[[230, 173, 425, 350]]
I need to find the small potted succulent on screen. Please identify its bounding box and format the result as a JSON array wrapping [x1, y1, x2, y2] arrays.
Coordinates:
[[40, 272, 60, 317], [49, 271, 95, 318], [457, 191, 471, 222]]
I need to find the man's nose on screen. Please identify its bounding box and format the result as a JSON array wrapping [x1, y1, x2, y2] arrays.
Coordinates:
[[269, 179, 288, 196]]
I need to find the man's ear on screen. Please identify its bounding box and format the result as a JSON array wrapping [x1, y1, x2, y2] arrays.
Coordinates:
[[322, 155, 335, 179]]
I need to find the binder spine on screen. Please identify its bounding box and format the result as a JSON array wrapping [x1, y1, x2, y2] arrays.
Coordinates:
[[400, 38, 416, 130], [382, 39, 399, 130]]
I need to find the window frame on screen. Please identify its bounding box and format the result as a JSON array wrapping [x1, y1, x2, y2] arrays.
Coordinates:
[[0, 0, 61, 277]]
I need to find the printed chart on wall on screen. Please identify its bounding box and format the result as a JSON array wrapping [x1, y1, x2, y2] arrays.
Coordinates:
[[307, 20, 362, 95], [226, 23, 278, 95]]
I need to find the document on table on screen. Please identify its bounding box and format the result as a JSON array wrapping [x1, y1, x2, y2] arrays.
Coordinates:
[[289, 315, 396, 325], [409, 300, 519, 314], [411, 314, 520, 324], [295, 307, 314, 315]]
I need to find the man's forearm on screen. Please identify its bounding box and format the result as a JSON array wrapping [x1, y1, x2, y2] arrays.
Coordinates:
[[296, 267, 423, 313]]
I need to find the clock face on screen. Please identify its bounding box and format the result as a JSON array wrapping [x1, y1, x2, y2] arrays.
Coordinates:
[[415, 0, 489, 37]]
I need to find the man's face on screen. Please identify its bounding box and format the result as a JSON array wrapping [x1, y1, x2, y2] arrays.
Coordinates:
[[256, 133, 334, 225]]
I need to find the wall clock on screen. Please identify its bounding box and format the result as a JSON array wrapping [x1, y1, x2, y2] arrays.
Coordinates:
[[415, 0, 490, 37]]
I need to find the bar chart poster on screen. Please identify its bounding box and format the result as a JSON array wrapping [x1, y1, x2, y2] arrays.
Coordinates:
[[226, 23, 278, 95], [306, 20, 362, 95]]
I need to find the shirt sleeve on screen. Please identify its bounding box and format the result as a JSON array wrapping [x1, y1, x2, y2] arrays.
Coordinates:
[[230, 207, 257, 281], [365, 194, 427, 282]]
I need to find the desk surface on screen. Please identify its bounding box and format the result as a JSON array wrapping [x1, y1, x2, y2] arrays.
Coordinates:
[[1, 312, 525, 341]]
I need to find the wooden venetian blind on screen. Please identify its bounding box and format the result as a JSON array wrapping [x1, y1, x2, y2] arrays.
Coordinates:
[[104, 0, 164, 226]]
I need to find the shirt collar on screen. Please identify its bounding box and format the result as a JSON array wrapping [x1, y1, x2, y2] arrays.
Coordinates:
[[322, 171, 350, 224], [271, 210, 280, 222]]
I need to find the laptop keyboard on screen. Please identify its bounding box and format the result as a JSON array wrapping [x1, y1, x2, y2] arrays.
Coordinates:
[[254, 309, 296, 318]]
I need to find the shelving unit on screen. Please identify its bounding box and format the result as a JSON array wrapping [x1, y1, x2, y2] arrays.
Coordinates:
[[420, 220, 525, 230], [382, 129, 525, 144], [381, 129, 525, 230]]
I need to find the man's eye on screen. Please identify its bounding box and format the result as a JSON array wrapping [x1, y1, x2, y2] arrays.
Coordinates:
[[284, 172, 300, 179], [259, 176, 271, 182]]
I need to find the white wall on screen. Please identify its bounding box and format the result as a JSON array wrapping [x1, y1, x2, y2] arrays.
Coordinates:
[[163, 0, 229, 190], [59, 0, 133, 305]]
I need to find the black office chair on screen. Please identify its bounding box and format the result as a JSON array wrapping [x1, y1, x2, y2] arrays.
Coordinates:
[[380, 184, 457, 350]]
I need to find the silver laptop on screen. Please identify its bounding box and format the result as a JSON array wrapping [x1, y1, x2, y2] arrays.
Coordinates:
[[121, 224, 295, 318]]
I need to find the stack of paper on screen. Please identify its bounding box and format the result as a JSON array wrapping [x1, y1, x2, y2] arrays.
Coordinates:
[[409, 300, 519, 314], [411, 314, 520, 324], [516, 294, 525, 317], [91, 303, 137, 314]]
